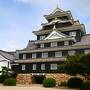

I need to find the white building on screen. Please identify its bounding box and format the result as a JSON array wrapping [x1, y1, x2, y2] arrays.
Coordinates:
[[0, 50, 15, 70]]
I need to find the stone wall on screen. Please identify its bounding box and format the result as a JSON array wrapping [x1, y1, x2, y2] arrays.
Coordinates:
[[16, 74, 32, 85], [46, 73, 71, 85], [16, 73, 71, 85]]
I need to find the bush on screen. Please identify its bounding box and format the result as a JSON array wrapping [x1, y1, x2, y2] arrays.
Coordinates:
[[3, 78, 16, 86], [67, 77, 83, 88], [0, 75, 10, 83], [80, 82, 90, 90], [60, 81, 67, 87], [43, 78, 56, 87]]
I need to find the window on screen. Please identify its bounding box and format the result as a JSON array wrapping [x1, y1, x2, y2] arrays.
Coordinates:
[[48, 52, 55, 57], [22, 65, 26, 70], [70, 32, 76, 36], [19, 54, 23, 59], [58, 42, 64, 46], [55, 51, 62, 57], [51, 42, 57, 47], [41, 64, 45, 70], [68, 51, 75, 56], [85, 49, 90, 54], [64, 41, 69, 46], [40, 36, 45, 40], [26, 53, 31, 59], [23, 54, 26, 59], [32, 53, 36, 58], [40, 44, 44, 48], [42, 53, 48, 58], [51, 64, 57, 70], [32, 64, 36, 70]]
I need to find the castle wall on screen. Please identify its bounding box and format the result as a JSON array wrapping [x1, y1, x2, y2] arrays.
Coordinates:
[[16, 73, 71, 85], [16, 74, 32, 85]]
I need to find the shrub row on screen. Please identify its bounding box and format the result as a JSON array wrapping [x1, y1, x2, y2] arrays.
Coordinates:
[[43, 77, 90, 90]]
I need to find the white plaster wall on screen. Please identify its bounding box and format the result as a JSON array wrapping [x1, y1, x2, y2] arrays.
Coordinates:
[[0, 61, 10, 70], [0, 55, 11, 70]]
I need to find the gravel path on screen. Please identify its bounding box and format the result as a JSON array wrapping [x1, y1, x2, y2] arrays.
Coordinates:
[[0, 84, 78, 90]]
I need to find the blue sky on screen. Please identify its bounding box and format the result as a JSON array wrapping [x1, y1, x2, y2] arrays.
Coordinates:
[[0, 0, 90, 51]]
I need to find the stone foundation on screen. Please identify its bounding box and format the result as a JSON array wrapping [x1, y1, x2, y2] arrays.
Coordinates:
[[46, 73, 71, 85], [17, 74, 32, 85], [16, 73, 71, 85]]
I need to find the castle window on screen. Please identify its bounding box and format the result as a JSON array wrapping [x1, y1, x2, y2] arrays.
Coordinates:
[[26, 53, 31, 59], [41, 64, 45, 70], [32, 53, 36, 58], [51, 42, 57, 47], [22, 65, 26, 70], [68, 50, 76, 56], [32, 64, 36, 70], [19, 54, 23, 59], [84, 49, 90, 54], [51, 64, 57, 70], [70, 32, 76, 36], [40, 36, 45, 40], [42, 53, 48, 58], [58, 41, 64, 46], [40, 44, 44, 48], [55, 51, 62, 57], [64, 41, 69, 46], [23, 54, 26, 59]]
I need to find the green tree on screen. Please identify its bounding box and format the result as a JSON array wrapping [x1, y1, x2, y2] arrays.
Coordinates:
[[79, 54, 90, 79], [0, 67, 12, 76], [0, 67, 12, 83], [60, 54, 90, 80]]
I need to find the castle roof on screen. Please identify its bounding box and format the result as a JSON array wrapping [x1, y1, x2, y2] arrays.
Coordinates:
[[44, 6, 72, 20], [74, 34, 90, 46]]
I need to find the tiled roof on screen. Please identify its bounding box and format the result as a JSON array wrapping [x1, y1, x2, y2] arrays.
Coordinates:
[[42, 20, 72, 26], [17, 35, 90, 52], [74, 34, 90, 46], [50, 6, 64, 15], [0, 50, 15, 60], [24, 40, 37, 50]]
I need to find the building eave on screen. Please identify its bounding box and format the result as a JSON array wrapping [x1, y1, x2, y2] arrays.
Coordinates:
[[33, 24, 86, 35], [41, 20, 73, 27], [17, 45, 90, 53], [44, 11, 71, 20], [34, 37, 76, 44], [14, 57, 66, 63]]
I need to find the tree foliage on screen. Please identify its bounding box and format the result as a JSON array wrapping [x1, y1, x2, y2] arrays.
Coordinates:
[[0, 67, 12, 76], [60, 54, 90, 79]]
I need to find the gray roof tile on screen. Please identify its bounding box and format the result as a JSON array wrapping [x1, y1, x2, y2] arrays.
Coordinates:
[[0, 50, 15, 60], [74, 34, 90, 46]]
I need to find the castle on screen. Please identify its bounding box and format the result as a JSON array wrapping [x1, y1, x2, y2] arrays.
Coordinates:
[[10, 6, 90, 85]]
